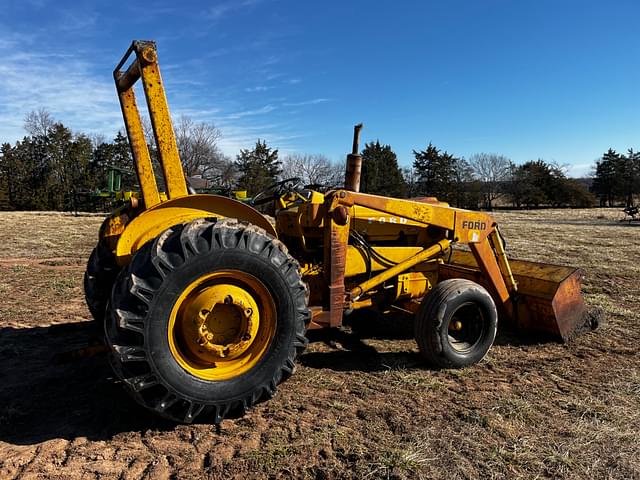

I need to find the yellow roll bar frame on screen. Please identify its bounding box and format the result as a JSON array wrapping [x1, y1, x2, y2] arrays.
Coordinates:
[[114, 40, 188, 207]]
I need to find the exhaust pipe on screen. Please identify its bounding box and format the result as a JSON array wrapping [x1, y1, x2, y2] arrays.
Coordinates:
[[344, 123, 363, 192]]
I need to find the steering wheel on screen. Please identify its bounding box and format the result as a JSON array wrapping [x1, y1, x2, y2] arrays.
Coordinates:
[[252, 177, 304, 205]]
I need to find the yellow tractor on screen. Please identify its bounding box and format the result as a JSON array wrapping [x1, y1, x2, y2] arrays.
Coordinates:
[[85, 41, 588, 424]]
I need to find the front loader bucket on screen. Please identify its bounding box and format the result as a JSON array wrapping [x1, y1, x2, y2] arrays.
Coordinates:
[[439, 251, 587, 342]]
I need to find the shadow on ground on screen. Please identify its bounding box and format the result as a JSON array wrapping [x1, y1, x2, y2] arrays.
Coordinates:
[[0, 322, 174, 446], [300, 307, 571, 373], [0, 308, 574, 446], [302, 327, 424, 373], [300, 309, 420, 372]]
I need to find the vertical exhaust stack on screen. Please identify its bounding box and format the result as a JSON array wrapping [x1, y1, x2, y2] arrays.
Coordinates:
[[344, 123, 363, 192]]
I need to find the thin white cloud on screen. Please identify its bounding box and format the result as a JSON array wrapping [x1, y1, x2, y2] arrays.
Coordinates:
[[245, 85, 272, 92], [123, 4, 179, 22], [0, 20, 327, 158], [218, 124, 302, 157], [173, 107, 223, 120], [58, 10, 98, 32], [207, 0, 263, 21], [566, 162, 594, 178], [6, 0, 48, 8], [0, 40, 306, 155], [283, 98, 330, 107], [0, 48, 121, 142], [222, 105, 277, 120]]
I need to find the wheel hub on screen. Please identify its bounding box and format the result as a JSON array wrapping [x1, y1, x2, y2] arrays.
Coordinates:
[[168, 270, 276, 381], [447, 303, 485, 353], [187, 284, 259, 361]]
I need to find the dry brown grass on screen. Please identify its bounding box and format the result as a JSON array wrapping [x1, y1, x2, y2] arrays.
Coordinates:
[[0, 211, 103, 259], [0, 208, 639, 479]]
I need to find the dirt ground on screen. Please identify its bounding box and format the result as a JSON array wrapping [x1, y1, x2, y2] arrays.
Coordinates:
[[0, 208, 638, 479]]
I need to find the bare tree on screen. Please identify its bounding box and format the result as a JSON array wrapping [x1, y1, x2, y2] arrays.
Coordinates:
[[280, 153, 342, 187], [140, 115, 156, 150], [140, 115, 223, 182], [174, 115, 223, 178], [215, 156, 239, 190], [469, 153, 512, 209], [89, 132, 107, 149], [24, 108, 55, 137], [401, 167, 419, 197]]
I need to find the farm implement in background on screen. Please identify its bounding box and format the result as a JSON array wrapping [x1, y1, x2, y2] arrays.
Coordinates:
[[75, 165, 249, 213], [621, 205, 640, 223], [82, 40, 592, 424]]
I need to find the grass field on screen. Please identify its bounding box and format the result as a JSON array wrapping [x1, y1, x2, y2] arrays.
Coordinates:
[[0, 208, 638, 479]]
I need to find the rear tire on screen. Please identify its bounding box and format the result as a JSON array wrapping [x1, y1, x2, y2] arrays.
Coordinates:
[[84, 243, 119, 322], [415, 279, 497, 368], [106, 218, 310, 424]]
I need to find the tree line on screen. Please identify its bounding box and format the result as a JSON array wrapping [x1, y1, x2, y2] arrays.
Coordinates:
[[0, 109, 341, 211], [591, 149, 640, 207], [0, 108, 637, 211], [357, 142, 596, 209]]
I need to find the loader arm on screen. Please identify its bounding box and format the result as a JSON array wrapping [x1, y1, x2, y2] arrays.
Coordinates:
[[310, 189, 519, 327], [345, 190, 518, 298], [302, 185, 585, 342]]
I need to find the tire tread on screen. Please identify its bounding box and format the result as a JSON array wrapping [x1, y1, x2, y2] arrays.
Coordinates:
[[107, 218, 309, 424], [415, 278, 497, 369]]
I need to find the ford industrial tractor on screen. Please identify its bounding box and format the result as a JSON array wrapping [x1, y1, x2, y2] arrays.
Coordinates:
[[84, 41, 589, 424]]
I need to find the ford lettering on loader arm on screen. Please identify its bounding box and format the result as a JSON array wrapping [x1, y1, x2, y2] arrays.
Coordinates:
[[84, 41, 589, 424]]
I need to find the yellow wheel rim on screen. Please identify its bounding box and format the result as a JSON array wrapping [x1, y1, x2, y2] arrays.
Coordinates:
[[168, 270, 276, 381]]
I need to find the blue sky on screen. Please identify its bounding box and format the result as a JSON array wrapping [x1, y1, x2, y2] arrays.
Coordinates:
[[1, 0, 638, 177]]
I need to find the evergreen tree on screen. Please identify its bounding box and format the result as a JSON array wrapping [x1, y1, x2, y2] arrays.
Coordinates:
[[90, 132, 136, 191], [621, 148, 640, 207], [508, 159, 594, 207], [591, 148, 640, 207], [360, 140, 407, 197], [555, 178, 596, 207], [0, 122, 96, 211], [113, 131, 134, 174], [0, 143, 18, 207], [412, 142, 458, 203], [591, 149, 623, 206], [235, 139, 281, 195], [508, 160, 553, 207], [9, 135, 51, 210]]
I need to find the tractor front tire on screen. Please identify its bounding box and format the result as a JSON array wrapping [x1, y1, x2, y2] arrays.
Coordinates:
[[415, 279, 497, 369], [105, 218, 310, 424], [84, 243, 119, 322]]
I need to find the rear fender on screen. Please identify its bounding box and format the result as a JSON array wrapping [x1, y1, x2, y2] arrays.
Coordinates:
[[98, 203, 136, 252], [115, 194, 276, 266]]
